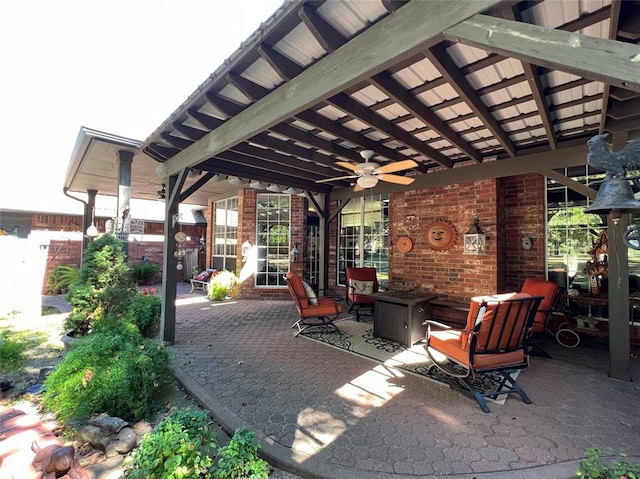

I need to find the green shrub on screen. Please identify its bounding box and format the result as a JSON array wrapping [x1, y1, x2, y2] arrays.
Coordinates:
[[131, 262, 159, 285], [576, 447, 640, 478], [48, 265, 80, 294], [208, 270, 240, 301], [64, 235, 136, 336], [127, 293, 161, 337], [42, 326, 172, 422], [214, 427, 269, 479], [123, 407, 216, 479]]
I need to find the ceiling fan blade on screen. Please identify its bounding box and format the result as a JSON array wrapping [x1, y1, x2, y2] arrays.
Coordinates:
[[335, 161, 362, 172], [353, 183, 365, 192], [378, 173, 415, 185], [315, 175, 358, 183], [375, 159, 418, 174]]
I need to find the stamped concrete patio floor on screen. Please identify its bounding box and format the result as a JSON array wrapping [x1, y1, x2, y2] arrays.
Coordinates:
[[171, 290, 640, 479]]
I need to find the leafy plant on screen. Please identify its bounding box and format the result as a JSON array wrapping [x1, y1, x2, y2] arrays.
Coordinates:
[[576, 447, 640, 479], [64, 234, 136, 336], [127, 293, 161, 337], [123, 407, 216, 479], [208, 270, 240, 301], [214, 427, 269, 479], [131, 262, 159, 285], [47, 265, 80, 294], [42, 326, 171, 422]]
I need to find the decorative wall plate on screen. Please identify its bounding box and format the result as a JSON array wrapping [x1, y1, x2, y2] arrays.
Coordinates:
[[397, 236, 413, 253], [174, 231, 187, 242], [425, 220, 457, 251]]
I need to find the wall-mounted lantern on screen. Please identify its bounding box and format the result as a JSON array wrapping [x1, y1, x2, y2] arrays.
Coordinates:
[[241, 240, 251, 262], [291, 243, 299, 263], [463, 218, 486, 255]]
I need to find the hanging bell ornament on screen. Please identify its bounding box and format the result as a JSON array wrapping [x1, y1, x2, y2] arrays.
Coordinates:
[[584, 177, 640, 223]]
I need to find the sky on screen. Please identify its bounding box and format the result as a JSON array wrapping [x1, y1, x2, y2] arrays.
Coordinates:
[[0, 0, 284, 214]]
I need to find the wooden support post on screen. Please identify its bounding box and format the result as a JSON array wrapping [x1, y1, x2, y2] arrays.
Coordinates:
[[608, 213, 631, 381]]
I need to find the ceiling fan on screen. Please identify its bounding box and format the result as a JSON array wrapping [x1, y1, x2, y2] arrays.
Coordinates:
[[316, 150, 418, 191]]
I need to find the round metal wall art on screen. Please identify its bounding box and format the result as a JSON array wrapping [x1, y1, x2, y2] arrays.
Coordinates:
[[396, 236, 413, 253], [425, 220, 458, 251]]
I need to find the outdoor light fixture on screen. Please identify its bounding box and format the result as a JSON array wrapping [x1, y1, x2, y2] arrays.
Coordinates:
[[282, 187, 297, 195], [249, 180, 264, 189], [357, 175, 379, 189], [267, 184, 282, 192], [463, 218, 486, 255], [291, 244, 299, 262], [242, 240, 251, 262], [86, 207, 98, 238], [228, 176, 242, 186]]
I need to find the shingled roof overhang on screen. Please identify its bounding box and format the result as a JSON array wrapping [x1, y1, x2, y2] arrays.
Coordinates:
[[141, 0, 640, 203]]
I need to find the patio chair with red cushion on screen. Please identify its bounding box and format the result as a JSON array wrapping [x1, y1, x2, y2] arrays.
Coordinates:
[[520, 277, 565, 358], [424, 292, 543, 413], [286, 272, 342, 336], [345, 267, 379, 321]]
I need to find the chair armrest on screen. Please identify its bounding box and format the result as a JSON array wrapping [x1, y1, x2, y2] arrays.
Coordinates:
[[422, 319, 453, 329]]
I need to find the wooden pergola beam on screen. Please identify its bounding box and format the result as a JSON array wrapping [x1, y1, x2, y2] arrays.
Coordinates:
[[156, 0, 504, 179]]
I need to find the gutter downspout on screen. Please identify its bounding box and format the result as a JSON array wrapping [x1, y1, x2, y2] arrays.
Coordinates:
[[63, 187, 96, 259]]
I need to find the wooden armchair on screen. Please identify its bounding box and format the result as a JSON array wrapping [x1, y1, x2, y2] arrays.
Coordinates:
[[345, 267, 379, 321], [520, 277, 565, 358], [424, 292, 543, 413], [285, 272, 342, 336]]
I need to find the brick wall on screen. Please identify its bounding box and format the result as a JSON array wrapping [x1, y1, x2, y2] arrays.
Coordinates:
[[32, 214, 83, 232], [37, 174, 547, 300], [43, 239, 173, 292], [43, 239, 83, 293], [388, 178, 499, 304], [500, 173, 546, 291]]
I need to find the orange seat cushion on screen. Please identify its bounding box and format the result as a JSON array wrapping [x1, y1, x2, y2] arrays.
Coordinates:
[[521, 278, 559, 333], [287, 272, 341, 318], [286, 272, 308, 309], [461, 292, 530, 351], [428, 329, 468, 364], [300, 298, 342, 318]]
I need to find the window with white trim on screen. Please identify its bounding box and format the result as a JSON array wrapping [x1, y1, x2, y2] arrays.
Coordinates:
[[256, 194, 290, 287], [337, 195, 388, 285], [212, 197, 238, 272]]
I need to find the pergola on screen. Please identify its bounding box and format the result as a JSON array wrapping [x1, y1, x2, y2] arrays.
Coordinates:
[[64, 0, 640, 378]]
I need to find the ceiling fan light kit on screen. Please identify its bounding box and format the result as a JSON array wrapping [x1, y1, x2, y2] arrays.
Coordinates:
[[357, 176, 379, 188]]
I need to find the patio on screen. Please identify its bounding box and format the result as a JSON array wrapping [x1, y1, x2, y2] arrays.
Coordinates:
[[170, 284, 640, 479]]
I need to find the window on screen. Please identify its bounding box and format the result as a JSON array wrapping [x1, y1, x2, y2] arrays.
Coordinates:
[[212, 197, 238, 272], [338, 195, 388, 285], [546, 166, 640, 292], [255, 194, 290, 287]]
